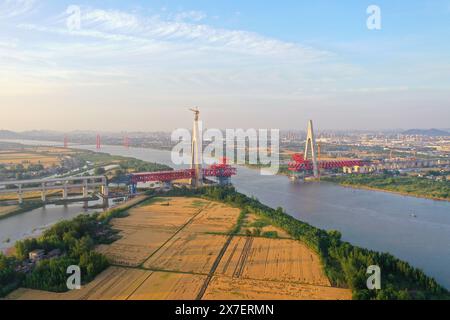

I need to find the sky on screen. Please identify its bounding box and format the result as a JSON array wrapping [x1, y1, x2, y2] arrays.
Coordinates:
[[0, 0, 449, 132]]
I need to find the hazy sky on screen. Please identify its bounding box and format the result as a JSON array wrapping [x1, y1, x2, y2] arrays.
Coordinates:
[[0, 0, 449, 131]]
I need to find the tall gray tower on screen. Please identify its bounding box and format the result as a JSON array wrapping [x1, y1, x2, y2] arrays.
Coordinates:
[[190, 108, 203, 187], [304, 120, 319, 178]]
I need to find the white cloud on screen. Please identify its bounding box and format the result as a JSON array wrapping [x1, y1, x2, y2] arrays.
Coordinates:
[[1, 5, 336, 103], [65, 7, 328, 59], [173, 10, 207, 22], [0, 0, 36, 18]]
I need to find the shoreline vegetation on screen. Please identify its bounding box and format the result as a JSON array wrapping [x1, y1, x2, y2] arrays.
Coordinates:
[[322, 175, 450, 202], [2, 186, 448, 300]]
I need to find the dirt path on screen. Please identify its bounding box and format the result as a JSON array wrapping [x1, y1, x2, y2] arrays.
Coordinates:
[[196, 234, 235, 300]]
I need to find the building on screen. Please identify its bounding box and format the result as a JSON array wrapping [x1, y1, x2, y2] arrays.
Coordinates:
[[343, 165, 373, 174], [29, 249, 45, 262]]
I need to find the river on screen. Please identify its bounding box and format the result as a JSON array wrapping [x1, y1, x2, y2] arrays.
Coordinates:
[[1, 140, 450, 289]]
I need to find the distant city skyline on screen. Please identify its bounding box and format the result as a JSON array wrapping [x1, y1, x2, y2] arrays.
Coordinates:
[[1, 0, 449, 131]]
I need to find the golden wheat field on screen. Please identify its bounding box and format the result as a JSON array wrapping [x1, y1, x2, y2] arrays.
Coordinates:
[[143, 232, 228, 274], [129, 271, 207, 300], [203, 276, 351, 300], [7, 196, 352, 300], [114, 197, 201, 230], [96, 197, 208, 267], [96, 227, 175, 267], [185, 203, 241, 234], [217, 236, 330, 286], [0, 152, 60, 168]]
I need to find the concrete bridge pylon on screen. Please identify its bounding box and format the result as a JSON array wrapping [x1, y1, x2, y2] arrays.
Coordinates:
[[190, 108, 203, 188], [304, 120, 319, 178]]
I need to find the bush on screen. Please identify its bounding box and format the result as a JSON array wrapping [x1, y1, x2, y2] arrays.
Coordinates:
[[262, 231, 278, 238], [24, 257, 78, 292]]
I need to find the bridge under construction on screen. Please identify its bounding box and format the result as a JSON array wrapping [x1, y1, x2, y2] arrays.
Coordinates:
[[1, 109, 237, 205], [0, 176, 109, 205], [288, 120, 449, 180], [288, 120, 366, 179], [127, 108, 237, 194]]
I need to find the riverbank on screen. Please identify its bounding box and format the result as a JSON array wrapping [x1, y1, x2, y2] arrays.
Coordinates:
[[322, 175, 450, 202], [329, 182, 450, 202], [0, 202, 43, 221]]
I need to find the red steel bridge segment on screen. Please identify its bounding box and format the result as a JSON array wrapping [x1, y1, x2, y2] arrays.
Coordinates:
[[130, 161, 237, 184], [131, 169, 195, 183], [288, 153, 366, 172]]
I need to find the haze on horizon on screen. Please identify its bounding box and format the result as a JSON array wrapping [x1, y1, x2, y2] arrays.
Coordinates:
[[0, 0, 449, 132]]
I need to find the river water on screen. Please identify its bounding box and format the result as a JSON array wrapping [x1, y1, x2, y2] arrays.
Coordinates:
[[1, 140, 449, 289]]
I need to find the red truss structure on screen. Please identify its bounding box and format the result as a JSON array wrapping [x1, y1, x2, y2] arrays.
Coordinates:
[[203, 157, 237, 178], [130, 159, 237, 184], [288, 153, 365, 172], [131, 169, 196, 183]]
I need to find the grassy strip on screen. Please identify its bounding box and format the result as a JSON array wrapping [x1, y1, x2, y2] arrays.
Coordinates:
[[231, 209, 249, 235]]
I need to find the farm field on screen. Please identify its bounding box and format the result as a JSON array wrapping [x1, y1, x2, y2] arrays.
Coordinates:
[[185, 202, 241, 234], [143, 232, 229, 274], [7, 267, 207, 300], [0, 151, 60, 168], [203, 276, 351, 300], [217, 237, 330, 286], [7, 196, 351, 300], [96, 227, 175, 267], [96, 197, 209, 267], [129, 271, 206, 300]]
